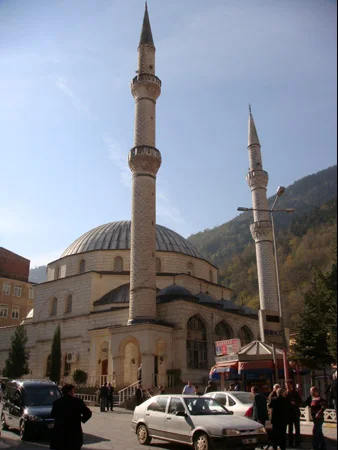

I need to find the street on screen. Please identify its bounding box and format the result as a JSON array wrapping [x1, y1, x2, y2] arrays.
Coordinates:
[[0, 407, 336, 450]]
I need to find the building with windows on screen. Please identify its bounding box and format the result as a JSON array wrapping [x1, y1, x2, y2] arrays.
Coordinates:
[[0, 247, 34, 327], [0, 6, 260, 388]]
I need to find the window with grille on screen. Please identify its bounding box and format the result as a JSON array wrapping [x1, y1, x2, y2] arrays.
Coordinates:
[[50, 297, 57, 316], [28, 288, 34, 300], [187, 262, 194, 276], [46, 354, 52, 377], [113, 256, 123, 272], [238, 326, 253, 346], [2, 284, 10, 296], [209, 270, 213, 283], [215, 321, 234, 342], [13, 285, 22, 297], [79, 259, 86, 273], [0, 304, 8, 318], [54, 267, 60, 280], [156, 257, 161, 273], [187, 315, 208, 369], [65, 294, 72, 313], [11, 306, 20, 319], [64, 354, 71, 376]]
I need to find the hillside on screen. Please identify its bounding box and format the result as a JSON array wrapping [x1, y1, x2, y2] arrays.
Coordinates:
[[188, 166, 337, 330], [29, 265, 47, 283]]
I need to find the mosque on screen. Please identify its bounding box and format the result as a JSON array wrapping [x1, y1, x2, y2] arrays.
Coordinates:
[[0, 5, 262, 390]]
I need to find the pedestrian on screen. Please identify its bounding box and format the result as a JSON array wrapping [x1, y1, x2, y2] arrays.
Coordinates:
[[234, 382, 241, 391], [327, 372, 337, 412], [305, 386, 327, 450], [137, 364, 142, 383], [204, 380, 214, 394], [286, 381, 302, 447], [269, 387, 288, 450], [107, 383, 114, 411], [158, 385, 165, 395], [251, 386, 269, 426], [194, 385, 202, 396], [229, 383, 235, 391], [182, 380, 195, 395], [50, 383, 92, 450], [268, 384, 281, 403], [99, 383, 108, 412], [135, 383, 144, 406]]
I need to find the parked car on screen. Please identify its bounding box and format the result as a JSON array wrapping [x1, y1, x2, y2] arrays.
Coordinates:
[[203, 391, 254, 416], [132, 394, 267, 450], [1, 379, 61, 440]]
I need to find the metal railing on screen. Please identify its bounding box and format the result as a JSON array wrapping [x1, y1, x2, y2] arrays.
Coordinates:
[[299, 407, 336, 423], [118, 381, 139, 405]]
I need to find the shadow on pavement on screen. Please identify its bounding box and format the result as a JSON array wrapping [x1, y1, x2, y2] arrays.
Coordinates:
[[83, 433, 111, 445]]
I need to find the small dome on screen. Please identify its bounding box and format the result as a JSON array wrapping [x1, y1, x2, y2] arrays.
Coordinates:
[[156, 284, 196, 301], [241, 305, 258, 316], [94, 283, 130, 305], [196, 292, 218, 304], [220, 299, 242, 311], [61, 221, 202, 259]]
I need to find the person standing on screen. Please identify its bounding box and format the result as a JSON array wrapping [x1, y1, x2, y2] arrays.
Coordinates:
[[99, 383, 108, 412], [158, 385, 165, 395], [107, 383, 114, 411], [204, 381, 214, 394], [286, 381, 302, 447], [182, 381, 195, 395], [305, 386, 327, 450], [251, 386, 269, 426], [135, 384, 144, 406], [50, 383, 92, 450], [268, 384, 281, 403], [269, 387, 289, 450], [137, 364, 142, 383], [194, 385, 202, 396]]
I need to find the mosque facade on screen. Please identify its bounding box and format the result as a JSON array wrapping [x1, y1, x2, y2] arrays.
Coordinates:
[[0, 6, 261, 390]]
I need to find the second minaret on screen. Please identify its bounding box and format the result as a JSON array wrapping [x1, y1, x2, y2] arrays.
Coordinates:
[[128, 4, 162, 324]]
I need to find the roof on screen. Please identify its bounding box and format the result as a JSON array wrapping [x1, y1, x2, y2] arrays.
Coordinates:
[[139, 2, 154, 47], [61, 221, 202, 259], [156, 284, 197, 302]]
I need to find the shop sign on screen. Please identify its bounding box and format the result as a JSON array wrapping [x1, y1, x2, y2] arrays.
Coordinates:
[[215, 338, 241, 356]]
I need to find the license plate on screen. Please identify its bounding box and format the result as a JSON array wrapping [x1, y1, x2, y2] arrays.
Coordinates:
[[242, 438, 258, 444], [47, 423, 54, 429]]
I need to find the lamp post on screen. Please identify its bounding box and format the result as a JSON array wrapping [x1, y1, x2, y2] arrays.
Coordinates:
[[238, 186, 295, 383]]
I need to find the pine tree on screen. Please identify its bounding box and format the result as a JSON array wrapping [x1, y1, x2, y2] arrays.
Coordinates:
[[324, 262, 337, 362], [50, 325, 61, 383], [3, 325, 30, 378], [293, 268, 335, 369]]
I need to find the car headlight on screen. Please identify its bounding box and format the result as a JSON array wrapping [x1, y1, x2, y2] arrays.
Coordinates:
[[256, 427, 267, 434], [223, 429, 241, 436], [24, 414, 43, 422]]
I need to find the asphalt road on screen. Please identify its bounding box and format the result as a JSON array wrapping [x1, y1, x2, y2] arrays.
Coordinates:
[[0, 406, 336, 450]]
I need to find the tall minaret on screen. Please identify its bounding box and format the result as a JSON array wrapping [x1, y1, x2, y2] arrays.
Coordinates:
[[246, 107, 283, 345], [128, 4, 162, 325]]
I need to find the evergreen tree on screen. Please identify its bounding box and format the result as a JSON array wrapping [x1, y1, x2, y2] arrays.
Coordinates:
[[3, 325, 30, 378], [324, 262, 337, 362], [293, 268, 335, 369], [50, 325, 61, 383]]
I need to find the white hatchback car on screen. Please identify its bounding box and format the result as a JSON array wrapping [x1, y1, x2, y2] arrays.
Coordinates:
[[203, 391, 254, 417], [132, 394, 267, 450]]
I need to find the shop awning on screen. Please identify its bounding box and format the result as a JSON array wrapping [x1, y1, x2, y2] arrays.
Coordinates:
[[209, 361, 238, 377], [238, 360, 284, 373]]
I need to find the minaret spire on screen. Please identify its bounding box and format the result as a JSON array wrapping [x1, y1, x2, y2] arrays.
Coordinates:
[[248, 105, 260, 147], [139, 2, 154, 47]]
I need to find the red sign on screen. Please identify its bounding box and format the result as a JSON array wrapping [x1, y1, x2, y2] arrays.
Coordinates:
[[215, 338, 241, 356]]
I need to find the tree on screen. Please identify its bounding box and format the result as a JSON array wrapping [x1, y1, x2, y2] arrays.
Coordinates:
[[50, 325, 61, 383], [3, 325, 30, 378], [324, 262, 337, 362], [72, 369, 87, 387], [293, 268, 335, 370]]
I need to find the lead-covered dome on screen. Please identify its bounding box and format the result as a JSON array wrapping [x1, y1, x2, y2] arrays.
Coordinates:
[[61, 221, 202, 259]]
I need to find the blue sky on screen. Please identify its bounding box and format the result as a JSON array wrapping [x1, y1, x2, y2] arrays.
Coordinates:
[[0, 0, 336, 267]]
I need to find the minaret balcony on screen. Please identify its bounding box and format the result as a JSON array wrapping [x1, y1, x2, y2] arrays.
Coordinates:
[[250, 220, 273, 243], [246, 169, 269, 189], [128, 145, 162, 175], [132, 73, 162, 87], [131, 73, 162, 100]]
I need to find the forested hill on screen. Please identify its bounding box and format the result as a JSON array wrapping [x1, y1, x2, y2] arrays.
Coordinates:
[[188, 165, 337, 331]]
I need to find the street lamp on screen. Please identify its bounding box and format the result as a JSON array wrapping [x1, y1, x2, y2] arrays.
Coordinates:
[[238, 186, 295, 383]]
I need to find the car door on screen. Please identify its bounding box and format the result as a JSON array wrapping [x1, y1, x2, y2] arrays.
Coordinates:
[[144, 396, 168, 439], [213, 392, 227, 408], [11, 390, 24, 429], [3, 384, 16, 427], [164, 397, 192, 444]]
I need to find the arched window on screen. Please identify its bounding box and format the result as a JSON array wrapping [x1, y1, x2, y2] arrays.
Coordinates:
[[209, 270, 213, 283], [46, 354, 52, 378], [54, 266, 60, 280], [156, 258, 161, 273], [187, 262, 194, 276], [65, 294, 72, 314], [238, 326, 253, 346], [215, 321, 234, 342], [64, 353, 71, 376], [187, 315, 208, 369], [50, 297, 57, 316], [113, 256, 123, 272], [79, 259, 86, 273]]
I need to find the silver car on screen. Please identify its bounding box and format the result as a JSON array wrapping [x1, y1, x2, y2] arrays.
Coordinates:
[[203, 391, 254, 417], [132, 394, 268, 450]]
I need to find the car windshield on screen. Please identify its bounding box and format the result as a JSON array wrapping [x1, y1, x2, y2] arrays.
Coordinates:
[[184, 397, 230, 415], [231, 392, 254, 404], [23, 386, 61, 406]]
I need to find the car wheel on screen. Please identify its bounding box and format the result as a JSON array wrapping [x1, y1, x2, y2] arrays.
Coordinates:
[[193, 432, 210, 450], [1, 413, 8, 430], [20, 420, 30, 441], [137, 424, 152, 445]]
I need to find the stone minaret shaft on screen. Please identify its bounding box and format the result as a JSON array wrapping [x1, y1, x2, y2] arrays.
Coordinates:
[[128, 4, 161, 325], [246, 109, 279, 315]]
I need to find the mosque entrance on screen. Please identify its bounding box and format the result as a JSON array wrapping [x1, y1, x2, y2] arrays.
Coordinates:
[[101, 359, 108, 383], [123, 341, 139, 386]]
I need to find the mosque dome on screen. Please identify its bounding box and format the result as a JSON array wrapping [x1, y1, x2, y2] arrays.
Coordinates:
[[61, 221, 202, 259], [156, 284, 197, 301], [196, 292, 219, 304]]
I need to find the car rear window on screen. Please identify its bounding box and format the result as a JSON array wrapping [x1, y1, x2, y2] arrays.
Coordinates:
[[23, 385, 61, 406], [231, 392, 254, 404]]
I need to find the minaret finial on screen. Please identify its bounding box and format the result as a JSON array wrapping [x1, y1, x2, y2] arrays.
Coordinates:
[[248, 106, 260, 147], [249, 103, 252, 115], [139, 2, 154, 47]]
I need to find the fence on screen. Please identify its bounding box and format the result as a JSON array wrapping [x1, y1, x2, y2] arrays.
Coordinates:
[[300, 407, 336, 423]]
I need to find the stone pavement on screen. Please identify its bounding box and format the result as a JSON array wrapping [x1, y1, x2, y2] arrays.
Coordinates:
[[0, 406, 336, 449]]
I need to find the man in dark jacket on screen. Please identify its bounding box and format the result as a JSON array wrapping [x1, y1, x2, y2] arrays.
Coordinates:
[[305, 386, 327, 450], [286, 381, 302, 447], [50, 383, 92, 450], [135, 383, 144, 406], [99, 383, 109, 412], [251, 386, 269, 425], [107, 383, 114, 411], [269, 387, 289, 450]]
